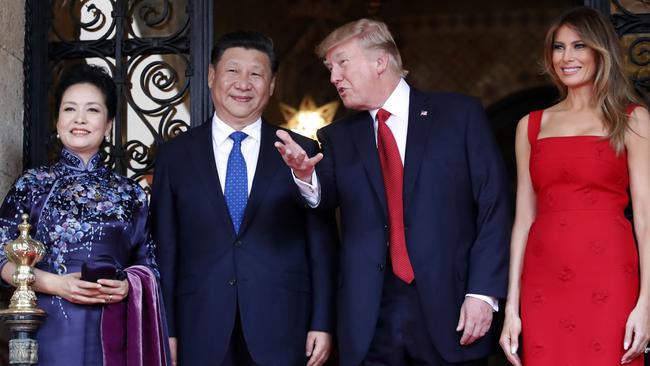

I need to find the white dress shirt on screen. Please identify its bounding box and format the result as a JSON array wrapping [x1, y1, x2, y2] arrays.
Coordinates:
[[211, 112, 261, 195]]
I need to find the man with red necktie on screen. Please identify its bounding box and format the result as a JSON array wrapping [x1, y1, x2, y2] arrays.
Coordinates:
[[276, 19, 512, 366]]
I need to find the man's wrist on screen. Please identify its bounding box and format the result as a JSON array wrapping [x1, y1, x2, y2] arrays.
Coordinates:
[[293, 169, 314, 184], [465, 293, 499, 312]]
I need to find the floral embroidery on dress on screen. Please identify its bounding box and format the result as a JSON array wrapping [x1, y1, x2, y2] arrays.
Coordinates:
[[0, 148, 158, 316]]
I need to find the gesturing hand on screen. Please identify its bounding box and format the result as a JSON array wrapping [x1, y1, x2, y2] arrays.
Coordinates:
[[274, 130, 323, 183]]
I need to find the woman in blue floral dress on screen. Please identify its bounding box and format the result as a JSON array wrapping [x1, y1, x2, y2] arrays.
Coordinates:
[[0, 65, 165, 365]]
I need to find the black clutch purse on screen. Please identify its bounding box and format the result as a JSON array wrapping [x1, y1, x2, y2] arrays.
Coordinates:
[[80, 257, 124, 282]]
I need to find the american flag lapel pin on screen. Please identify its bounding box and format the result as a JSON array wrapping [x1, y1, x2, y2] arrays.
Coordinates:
[[420, 110, 428, 116]]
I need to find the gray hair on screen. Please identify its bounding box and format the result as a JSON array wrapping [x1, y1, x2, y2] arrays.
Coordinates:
[[316, 18, 408, 77]]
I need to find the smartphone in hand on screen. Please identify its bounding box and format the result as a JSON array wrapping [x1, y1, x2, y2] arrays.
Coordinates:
[[80, 261, 118, 282]]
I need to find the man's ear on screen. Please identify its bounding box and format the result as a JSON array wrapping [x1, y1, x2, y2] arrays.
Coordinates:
[[269, 76, 276, 96], [207, 64, 215, 87], [375, 51, 390, 75]]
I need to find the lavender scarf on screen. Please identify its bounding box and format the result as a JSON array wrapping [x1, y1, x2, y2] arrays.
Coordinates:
[[100, 265, 170, 366]]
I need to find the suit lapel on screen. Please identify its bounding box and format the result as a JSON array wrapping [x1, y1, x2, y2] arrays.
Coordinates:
[[238, 121, 282, 235], [186, 120, 235, 234], [403, 89, 435, 212], [348, 113, 388, 217]]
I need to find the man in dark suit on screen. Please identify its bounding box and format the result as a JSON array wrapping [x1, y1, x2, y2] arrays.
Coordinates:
[[276, 19, 511, 366], [151, 30, 335, 366]]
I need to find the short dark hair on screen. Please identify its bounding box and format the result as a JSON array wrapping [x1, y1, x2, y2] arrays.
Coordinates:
[[54, 64, 117, 120], [210, 30, 279, 74]]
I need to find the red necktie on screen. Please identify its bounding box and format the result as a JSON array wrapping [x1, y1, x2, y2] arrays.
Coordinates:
[[376, 108, 415, 283]]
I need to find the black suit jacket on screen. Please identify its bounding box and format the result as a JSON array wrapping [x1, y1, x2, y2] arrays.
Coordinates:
[[151, 119, 336, 365], [316, 89, 512, 365]]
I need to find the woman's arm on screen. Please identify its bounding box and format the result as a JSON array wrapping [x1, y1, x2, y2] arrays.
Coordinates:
[[128, 185, 158, 273], [0, 172, 110, 305], [0, 262, 104, 304], [500, 115, 537, 366], [622, 105, 650, 364]]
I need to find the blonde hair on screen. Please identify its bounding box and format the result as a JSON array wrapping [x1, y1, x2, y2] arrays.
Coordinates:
[[543, 6, 641, 154], [316, 18, 408, 77]]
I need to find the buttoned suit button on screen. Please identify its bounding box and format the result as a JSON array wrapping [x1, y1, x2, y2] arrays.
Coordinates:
[[228, 279, 237, 286], [234, 240, 243, 247]]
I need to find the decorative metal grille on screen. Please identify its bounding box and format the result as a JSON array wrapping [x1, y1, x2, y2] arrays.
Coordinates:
[[610, 0, 650, 102], [24, 0, 213, 190]]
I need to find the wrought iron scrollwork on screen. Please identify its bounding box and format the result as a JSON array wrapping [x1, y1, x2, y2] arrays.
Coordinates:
[[628, 36, 650, 96], [27, 0, 206, 188], [129, 58, 190, 110], [132, 0, 173, 29], [50, 1, 116, 43], [610, 0, 650, 101], [611, 1, 650, 33], [628, 37, 650, 68], [123, 53, 191, 183], [160, 112, 191, 140]]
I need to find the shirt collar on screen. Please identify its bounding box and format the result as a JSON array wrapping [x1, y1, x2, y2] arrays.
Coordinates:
[[369, 78, 410, 122], [60, 148, 102, 172], [211, 112, 262, 146]]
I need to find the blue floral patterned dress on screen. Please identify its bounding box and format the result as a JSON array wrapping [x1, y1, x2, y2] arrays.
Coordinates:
[[0, 149, 158, 366]]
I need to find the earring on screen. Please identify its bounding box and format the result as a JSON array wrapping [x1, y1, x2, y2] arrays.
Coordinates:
[[56, 133, 60, 139], [104, 134, 110, 142]]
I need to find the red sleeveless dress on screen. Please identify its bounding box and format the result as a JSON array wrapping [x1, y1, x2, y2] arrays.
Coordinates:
[[520, 108, 642, 365]]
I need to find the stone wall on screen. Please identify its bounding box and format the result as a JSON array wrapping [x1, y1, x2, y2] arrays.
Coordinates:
[[0, 0, 25, 196], [0, 1, 24, 362]]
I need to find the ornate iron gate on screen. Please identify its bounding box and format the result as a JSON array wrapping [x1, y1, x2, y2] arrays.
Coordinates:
[[610, 1, 650, 102], [23, 0, 213, 188], [588, 0, 650, 102]]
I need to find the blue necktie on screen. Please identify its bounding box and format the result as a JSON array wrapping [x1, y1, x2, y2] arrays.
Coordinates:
[[225, 131, 248, 233]]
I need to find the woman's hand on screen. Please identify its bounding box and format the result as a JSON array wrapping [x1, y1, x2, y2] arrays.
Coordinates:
[[53, 272, 104, 305], [621, 303, 650, 364], [499, 309, 523, 366], [97, 278, 129, 304]]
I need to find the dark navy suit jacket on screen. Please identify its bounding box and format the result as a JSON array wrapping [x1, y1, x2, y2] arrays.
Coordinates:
[[316, 89, 511, 365], [151, 120, 336, 366]]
